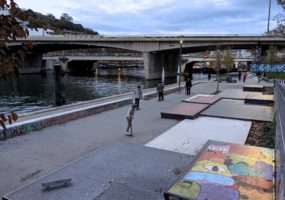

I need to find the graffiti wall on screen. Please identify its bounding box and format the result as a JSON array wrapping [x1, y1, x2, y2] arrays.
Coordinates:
[[252, 64, 285, 73], [0, 98, 132, 140], [165, 141, 275, 200]]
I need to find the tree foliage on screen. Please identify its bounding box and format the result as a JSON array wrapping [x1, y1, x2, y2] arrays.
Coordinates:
[[263, 45, 279, 65], [0, 0, 36, 78], [222, 48, 234, 76], [271, 0, 285, 35], [60, 13, 73, 22], [0, 1, 98, 78], [28, 12, 98, 35]]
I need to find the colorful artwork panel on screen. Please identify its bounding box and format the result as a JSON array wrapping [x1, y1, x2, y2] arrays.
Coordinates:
[[198, 184, 239, 200], [165, 141, 275, 200]]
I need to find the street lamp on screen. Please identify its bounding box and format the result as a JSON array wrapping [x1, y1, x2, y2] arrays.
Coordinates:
[[178, 39, 183, 93], [267, 0, 272, 34]]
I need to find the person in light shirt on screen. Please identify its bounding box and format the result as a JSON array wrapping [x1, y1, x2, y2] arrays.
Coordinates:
[[126, 104, 136, 136]]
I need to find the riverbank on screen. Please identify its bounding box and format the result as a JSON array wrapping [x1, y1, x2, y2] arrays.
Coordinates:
[[0, 79, 274, 198]]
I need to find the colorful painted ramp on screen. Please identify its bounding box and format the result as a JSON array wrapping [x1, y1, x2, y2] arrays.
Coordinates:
[[183, 94, 221, 105], [165, 141, 275, 200], [161, 103, 209, 119]]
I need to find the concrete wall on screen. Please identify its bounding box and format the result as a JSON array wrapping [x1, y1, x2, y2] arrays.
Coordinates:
[[0, 98, 132, 140], [143, 52, 178, 80], [275, 81, 285, 200], [18, 53, 43, 74]]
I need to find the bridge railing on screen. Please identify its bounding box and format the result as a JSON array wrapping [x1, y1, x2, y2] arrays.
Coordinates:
[[275, 80, 285, 200], [44, 52, 143, 57], [23, 33, 285, 41]]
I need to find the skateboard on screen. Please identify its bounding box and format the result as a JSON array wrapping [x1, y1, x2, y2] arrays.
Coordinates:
[[41, 178, 72, 190]]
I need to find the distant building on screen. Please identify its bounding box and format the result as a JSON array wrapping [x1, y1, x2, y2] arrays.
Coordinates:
[[0, 7, 9, 16], [28, 28, 54, 36]]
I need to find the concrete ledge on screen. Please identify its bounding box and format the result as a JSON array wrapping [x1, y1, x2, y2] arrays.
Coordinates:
[[244, 94, 274, 105], [0, 98, 132, 140], [243, 85, 264, 92]]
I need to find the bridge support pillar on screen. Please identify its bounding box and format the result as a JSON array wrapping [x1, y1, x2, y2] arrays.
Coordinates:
[[143, 52, 178, 80], [18, 53, 44, 74]]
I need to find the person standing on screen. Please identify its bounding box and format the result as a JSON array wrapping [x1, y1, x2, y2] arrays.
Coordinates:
[[133, 85, 143, 110], [257, 71, 261, 83], [126, 104, 136, 136], [157, 81, 164, 101], [243, 71, 248, 83], [185, 78, 192, 95]]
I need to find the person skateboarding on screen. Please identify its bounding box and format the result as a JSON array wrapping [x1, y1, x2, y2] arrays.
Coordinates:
[[126, 104, 136, 136]]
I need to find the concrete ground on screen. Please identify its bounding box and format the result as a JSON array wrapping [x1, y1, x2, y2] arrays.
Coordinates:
[[145, 117, 252, 155], [0, 78, 273, 197]]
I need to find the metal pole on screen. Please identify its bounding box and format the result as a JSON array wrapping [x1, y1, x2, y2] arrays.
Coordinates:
[[267, 0, 272, 34], [178, 40, 183, 93], [216, 49, 220, 93]]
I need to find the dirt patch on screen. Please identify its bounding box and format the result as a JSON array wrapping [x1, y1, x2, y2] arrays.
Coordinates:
[[264, 87, 274, 95], [246, 121, 275, 149]]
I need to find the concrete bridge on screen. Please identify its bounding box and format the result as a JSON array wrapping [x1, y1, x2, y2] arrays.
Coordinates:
[[42, 54, 143, 73], [10, 35, 285, 79]]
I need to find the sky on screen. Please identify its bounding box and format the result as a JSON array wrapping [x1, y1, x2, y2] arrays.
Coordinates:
[[17, 0, 284, 35]]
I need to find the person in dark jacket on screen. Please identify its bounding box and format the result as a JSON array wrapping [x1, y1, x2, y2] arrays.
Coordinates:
[[208, 73, 211, 81], [157, 81, 164, 101], [185, 78, 192, 95], [133, 85, 143, 110], [238, 71, 242, 81]]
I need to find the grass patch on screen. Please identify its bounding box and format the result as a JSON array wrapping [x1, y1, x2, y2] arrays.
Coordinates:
[[266, 72, 285, 80]]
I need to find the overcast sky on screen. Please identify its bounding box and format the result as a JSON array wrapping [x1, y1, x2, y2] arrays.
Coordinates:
[[17, 0, 283, 35]]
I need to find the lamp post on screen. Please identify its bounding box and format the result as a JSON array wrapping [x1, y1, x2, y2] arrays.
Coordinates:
[[178, 40, 183, 93], [216, 49, 221, 93], [267, 0, 272, 34]]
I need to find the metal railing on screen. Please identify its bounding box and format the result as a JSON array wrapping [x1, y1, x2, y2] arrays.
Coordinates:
[[275, 81, 285, 200]]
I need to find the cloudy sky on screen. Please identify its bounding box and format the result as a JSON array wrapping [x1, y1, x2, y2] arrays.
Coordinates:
[[17, 0, 283, 35]]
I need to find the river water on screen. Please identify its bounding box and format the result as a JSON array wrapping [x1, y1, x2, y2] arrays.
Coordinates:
[[0, 67, 180, 115]]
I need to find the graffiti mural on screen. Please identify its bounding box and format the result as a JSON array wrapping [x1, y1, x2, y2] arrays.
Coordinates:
[[165, 141, 275, 200], [0, 98, 132, 140], [252, 64, 285, 73]]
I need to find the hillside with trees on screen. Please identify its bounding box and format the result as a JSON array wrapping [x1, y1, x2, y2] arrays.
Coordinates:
[[28, 12, 98, 35]]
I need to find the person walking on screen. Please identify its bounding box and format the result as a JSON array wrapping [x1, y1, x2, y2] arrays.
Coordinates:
[[126, 104, 136, 136], [133, 85, 143, 110], [157, 81, 164, 101], [185, 78, 192, 95], [208, 73, 211, 81], [238, 71, 242, 81], [243, 71, 248, 83]]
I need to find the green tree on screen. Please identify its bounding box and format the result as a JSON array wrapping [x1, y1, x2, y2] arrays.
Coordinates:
[[222, 48, 234, 79], [262, 45, 279, 77], [60, 13, 73, 22], [263, 45, 278, 65]]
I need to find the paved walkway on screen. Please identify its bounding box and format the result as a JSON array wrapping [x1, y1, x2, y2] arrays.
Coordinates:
[[0, 78, 273, 197]]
